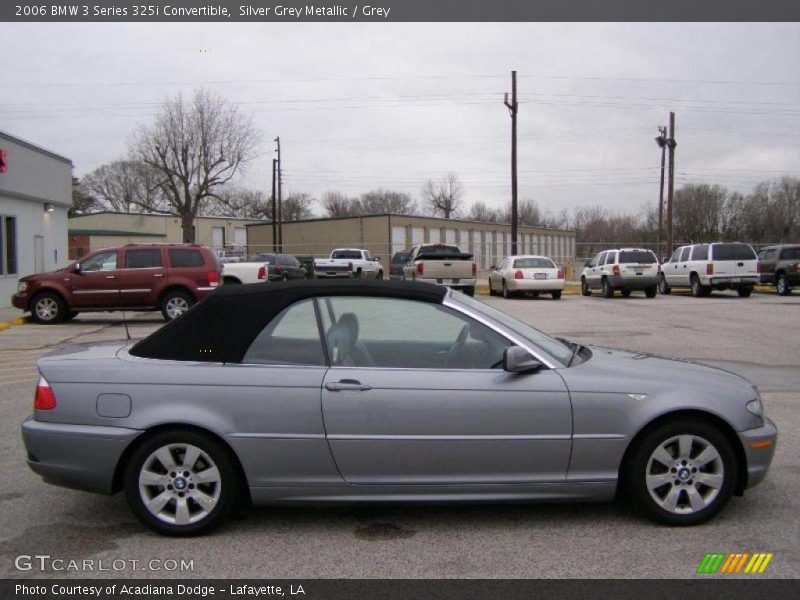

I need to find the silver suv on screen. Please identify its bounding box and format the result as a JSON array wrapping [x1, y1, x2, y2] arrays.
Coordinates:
[[658, 242, 758, 297], [580, 248, 659, 298]]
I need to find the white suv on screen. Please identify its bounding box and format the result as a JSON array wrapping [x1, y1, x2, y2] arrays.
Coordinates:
[[658, 242, 758, 297], [580, 248, 660, 298]]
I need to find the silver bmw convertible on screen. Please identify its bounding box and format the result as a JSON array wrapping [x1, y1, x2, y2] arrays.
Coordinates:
[[22, 280, 776, 536]]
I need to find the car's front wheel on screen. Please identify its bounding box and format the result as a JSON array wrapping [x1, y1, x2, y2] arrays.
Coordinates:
[[581, 278, 591, 296], [124, 430, 238, 536], [30, 292, 67, 324], [658, 274, 671, 295], [627, 419, 736, 526]]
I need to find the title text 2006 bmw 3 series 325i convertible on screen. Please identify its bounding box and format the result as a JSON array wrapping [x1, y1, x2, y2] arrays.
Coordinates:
[[21, 280, 776, 536]]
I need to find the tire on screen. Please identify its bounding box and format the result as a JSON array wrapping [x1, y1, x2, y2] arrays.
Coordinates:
[[376, 270, 384, 280], [463, 286, 475, 297], [63, 311, 79, 321], [502, 279, 511, 299], [737, 286, 753, 298], [281, 273, 289, 282], [355, 269, 363, 279], [621, 289, 632, 298], [645, 285, 657, 299], [658, 274, 671, 295], [776, 274, 790, 296], [160, 290, 195, 321], [581, 278, 591, 297], [488, 280, 496, 296], [30, 292, 67, 324], [602, 278, 614, 298], [626, 419, 737, 526], [530, 291, 540, 298], [223, 277, 241, 285], [551, 290, 562, 300], [124, 429, 238, 536], [691, 275, 703, 298]]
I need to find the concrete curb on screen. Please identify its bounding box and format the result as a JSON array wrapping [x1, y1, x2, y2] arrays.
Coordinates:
[[0, 315, 29, 331]]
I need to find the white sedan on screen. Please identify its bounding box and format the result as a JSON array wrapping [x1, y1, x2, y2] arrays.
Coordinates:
[[488, 255, 566, 299]]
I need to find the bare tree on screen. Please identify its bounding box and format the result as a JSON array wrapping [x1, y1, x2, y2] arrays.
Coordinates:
[[69, 177, 99, 217], [421, 172, 464, 219], [467, 201, 501, 223], [673, 183, 727, 243], [80, 160, 165, 213], [359, 189, 417, 215], [206, 187, 270, 219], [129, 88, 262, 242], [281, 192, 316, 221], [321, 190, 361, 217]]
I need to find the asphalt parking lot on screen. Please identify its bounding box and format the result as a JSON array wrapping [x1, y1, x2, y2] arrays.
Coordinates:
[[0, 290, 798, 579]]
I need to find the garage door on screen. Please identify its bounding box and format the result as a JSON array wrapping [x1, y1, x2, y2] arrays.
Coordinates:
[[429, 228, 440, 244], [391, 226, 407, 254], [234, 227, 247, 249], [411, 227, 424, 246], [211, 226, 225, 249], [445, 229, 456, 245]]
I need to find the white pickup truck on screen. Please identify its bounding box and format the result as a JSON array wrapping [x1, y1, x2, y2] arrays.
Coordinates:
[[313, 248, 384, 279], [403, 243, 477, 296]]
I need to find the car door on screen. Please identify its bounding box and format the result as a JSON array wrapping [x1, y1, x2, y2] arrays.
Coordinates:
[[318, 295, 572, 485], [672, 246, 691, 286], [118, 247, 165, 305], [758, 248, 774, 283], [664, 247, 682, 285], [70, 249, 122, 308], [588, 252, 606, 288], [491, 258, 508, 288]]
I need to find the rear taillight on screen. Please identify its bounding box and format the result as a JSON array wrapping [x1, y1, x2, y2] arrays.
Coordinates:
[[34, 377, 57, 410], [257, 266, 266, 280], [657, 264, 661, 273], [348, 262, 354, 271], [557, 269, 564, 279], [471, 262, 477, 277], [274, 264, 281, 275], [612, 265, 620, 276], [208, 271, 220, 287], [756, 263, 762, 273], [707, 263, 714, 276], [416, 262, 424, 276], [514, 270, 524, 280]]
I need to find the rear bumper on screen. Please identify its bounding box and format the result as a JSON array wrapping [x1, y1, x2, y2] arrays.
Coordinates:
[[609, 275, 658, 290], [417, 278, 476, 289], [738, 417, 778, 490], [21, 418, 142, 495], [507, 279, 566, 291], [707, 276, 759, 287], [314, 271, 353, 278]]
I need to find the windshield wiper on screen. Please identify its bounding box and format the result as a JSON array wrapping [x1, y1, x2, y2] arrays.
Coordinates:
[[567, 343, 584, 367]]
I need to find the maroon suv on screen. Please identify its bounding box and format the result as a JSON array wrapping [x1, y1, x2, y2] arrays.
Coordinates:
[[12, 243, 222, 323]]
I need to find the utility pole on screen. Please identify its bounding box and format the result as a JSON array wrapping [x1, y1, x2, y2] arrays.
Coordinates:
[[655, 126, 668, 259], [504, 70, 519, 255], [275, 137, 283, 253], [271, 158, 278, 253], [666, 112, 677, 256]]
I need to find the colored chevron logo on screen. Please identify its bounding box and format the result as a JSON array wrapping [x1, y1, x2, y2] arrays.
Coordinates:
[[696, 552, 774, 574]]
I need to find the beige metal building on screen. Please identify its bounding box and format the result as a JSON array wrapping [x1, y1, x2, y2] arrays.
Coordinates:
[[68, 212, 262, 259], [247, 214, 576, 270]]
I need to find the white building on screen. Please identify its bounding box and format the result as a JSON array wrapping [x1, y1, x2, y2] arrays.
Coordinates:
[[0, 131, 73, 308]]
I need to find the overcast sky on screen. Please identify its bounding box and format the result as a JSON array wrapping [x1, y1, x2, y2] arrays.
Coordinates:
[[2, 22, 798, 217]]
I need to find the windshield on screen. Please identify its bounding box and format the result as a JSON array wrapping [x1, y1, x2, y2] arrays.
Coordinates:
[[249, 254, 276, 264], [331, 250, 362, 259], [619, 250, 657, 264], [513, 257, 554, 269], [448, 291, 574, 366]]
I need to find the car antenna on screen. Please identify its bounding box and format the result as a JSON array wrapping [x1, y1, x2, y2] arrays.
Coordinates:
[[115, 257, 131, 341]]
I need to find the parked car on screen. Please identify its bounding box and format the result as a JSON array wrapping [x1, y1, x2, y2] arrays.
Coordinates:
[[12, 243, 221, 323], [488, 255, 565, 299], [581, 248, 659, 298], [403, 243, 477, 296], [658, 242, 758, 297], [22, 279, 776, 535], [223, 253, 306, 284], [389, 250, 410, 280], [313, 248, 383, 279], [757, 244, 800, 296]]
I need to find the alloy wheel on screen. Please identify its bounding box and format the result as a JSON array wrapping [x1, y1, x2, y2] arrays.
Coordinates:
[[138, 443, 222, 525], [777, 276, 789, 296], [35, 298, 59, 321], [645, 434, 724, 515], [165, 297, 189, 319]]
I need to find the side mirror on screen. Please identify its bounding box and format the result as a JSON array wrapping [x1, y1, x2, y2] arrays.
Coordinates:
[[503, 346, 543, 374], [374, 256, 380, 262], [73, 263, 82, 273]]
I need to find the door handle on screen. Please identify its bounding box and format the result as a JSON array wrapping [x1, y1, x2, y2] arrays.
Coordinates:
[[105, 275, 116, 279], [325, 380, 372, 392], [737, 262, 744, 267], [153, 273, 164, 278]]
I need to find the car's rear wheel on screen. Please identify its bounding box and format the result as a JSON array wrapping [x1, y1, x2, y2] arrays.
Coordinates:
[[530, 291, 540, 298], [776, 274, 790, 296], [488, 280, 496, 296], [502, 280, 511, 299], [658, 274, 671, 295], [691, 275, 704, 298], [551, 290, 562, 300], [737, 286, 753, 298], [645, 285, 657, 299], [627, 419, 736, 526], [30, 292, 66, 324], [160, 290, 195, 321], [581, 278, 591, 297], [621, 289, 632, 298], [602, 278, 614, 298], [124, 430, 238, 536]]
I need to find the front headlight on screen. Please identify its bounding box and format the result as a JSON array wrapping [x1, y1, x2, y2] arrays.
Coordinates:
[[17, 282, 28, 293]]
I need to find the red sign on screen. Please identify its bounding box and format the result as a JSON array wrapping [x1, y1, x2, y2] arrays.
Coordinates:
[[0, 149, 7, 173]]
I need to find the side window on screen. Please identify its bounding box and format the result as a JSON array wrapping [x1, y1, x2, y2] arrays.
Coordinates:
[[318, 296, 511, 370], [605, 251, 617, 265], [680, 247, 692, 262], [691, 245, 709, 261], [364, 251, 373, 261], [168, 249, 205, 268], [124, 249, 163, 269], [82, 250, 117, 272], [764, 249, 777, 260], [242, 299, 325, 366], [757, 249, 767, 260], [596, 252, 607, 266], [670, 248, 682, 262]]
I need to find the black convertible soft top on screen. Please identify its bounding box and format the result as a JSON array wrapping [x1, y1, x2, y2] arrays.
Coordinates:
[[130, 279, 446, 363]]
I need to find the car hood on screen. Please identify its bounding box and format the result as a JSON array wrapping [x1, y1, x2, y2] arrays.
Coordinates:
[[562, 345, 754, 395]]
